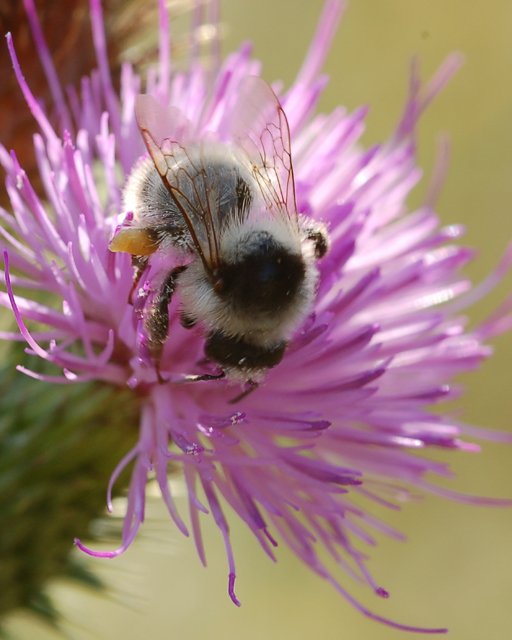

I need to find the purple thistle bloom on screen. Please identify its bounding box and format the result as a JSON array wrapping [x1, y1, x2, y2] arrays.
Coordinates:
[[2, 0, 512, 632]]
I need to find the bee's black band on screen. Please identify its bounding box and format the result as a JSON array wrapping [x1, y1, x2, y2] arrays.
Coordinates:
[[205, 332, 286, 371]]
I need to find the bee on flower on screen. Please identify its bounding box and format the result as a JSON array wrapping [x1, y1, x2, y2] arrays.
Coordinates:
[[2, 0, 512, 633]]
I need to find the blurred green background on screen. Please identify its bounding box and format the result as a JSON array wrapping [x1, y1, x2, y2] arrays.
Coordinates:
[[5, 0, 512, 638]]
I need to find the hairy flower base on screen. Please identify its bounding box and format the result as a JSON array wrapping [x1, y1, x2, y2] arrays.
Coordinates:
[[2, 0, 512, 633], [0, 342, 140, 626]]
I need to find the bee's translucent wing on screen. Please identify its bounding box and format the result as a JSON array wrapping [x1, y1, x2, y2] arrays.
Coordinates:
[[135, 95, 194, 173], [135, 95, 221, 272], [230, 76, 298, 230]]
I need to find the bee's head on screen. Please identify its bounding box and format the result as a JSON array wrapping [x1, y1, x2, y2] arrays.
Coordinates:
[[212, 230, 306, 315], [179, 223, 318, 346]]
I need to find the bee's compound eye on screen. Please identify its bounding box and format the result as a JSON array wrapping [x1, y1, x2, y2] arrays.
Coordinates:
[[312, 232, 329, 259], [305, 225, 329, 259], [213, 277, 225, 293]]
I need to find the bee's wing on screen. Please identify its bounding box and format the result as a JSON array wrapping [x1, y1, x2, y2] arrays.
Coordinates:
[[230, 76, 298, 231], [135, 95, 221, 272]]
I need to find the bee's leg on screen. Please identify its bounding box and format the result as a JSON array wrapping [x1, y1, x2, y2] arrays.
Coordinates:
[[183, 371, 226, 383], [129, 255, 149, 303], [144, 265, 187, 381], [228, 379, 258, 404]]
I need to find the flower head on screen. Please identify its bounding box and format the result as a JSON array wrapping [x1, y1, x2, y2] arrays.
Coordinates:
[[2, 0, 512, 633]]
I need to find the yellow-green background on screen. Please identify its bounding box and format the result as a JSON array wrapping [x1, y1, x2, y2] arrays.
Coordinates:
[[6, 1, 512, 638]]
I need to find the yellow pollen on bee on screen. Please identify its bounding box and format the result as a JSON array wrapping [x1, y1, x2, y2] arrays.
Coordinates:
[[109, 227, 158, 255]]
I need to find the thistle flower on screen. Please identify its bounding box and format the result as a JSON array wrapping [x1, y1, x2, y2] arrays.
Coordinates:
[[2, 0, 512, 633]]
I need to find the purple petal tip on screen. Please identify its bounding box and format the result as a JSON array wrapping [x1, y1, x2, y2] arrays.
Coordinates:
[[228, 573, 241, 607]]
